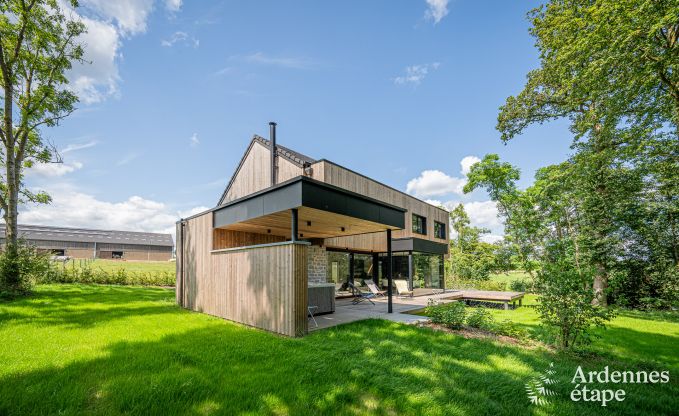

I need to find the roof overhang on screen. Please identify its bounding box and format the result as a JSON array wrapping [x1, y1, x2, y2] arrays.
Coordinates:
[[392, 237, 449, 255], [213, 177, 406, 238]]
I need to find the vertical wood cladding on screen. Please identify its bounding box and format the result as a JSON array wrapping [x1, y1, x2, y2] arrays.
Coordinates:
[[177, 212, 308, 337], [310, 160, 449, 250], [223, 141, 303, 203]]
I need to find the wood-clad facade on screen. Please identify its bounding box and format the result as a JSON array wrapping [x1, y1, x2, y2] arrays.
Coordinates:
[[177, 213, 308, 337], [177, 132, 449, 336]]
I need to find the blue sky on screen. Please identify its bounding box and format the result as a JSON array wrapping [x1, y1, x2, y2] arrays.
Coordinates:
[[22, 0, 574, 240]]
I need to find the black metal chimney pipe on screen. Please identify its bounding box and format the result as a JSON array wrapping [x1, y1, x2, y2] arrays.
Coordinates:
[[269, 122, 277, 186]]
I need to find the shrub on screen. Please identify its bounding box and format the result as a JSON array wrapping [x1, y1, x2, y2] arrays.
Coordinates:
[[39, 262, 175, 287], [425, 300, 466, 329], [492, 319, 529, 340], [509, 279, 529, 292], [466, 307, 494, 329], [0, 242, 50, 298], [535, 263, 615, 349]]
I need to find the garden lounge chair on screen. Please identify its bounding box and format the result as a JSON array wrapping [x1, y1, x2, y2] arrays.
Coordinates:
[[365, 280, 386, 297], [394, 279, 414, 299], [347, 282, 375, 305]]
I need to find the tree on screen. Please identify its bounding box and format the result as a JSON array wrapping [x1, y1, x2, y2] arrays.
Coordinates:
[[464, 154, 542, 277], [496, 0, 679, 305], [0, 0, 85, 292], [447, 204, 499, 281]]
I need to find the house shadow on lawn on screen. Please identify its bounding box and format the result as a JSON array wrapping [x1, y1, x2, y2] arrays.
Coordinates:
[[1, 319, 677, 415]]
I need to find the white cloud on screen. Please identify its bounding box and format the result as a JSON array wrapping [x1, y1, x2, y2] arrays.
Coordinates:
[[424, 0, 450, 24], [62, 140, 98, 154], [63, 0, 183, 103], [161, 31, 199, 48], [20, 184, 207, 239], [165, 0, 182, 12], [393, 63, 440, 86], [189, 133, 199, 147], [438, 200, 503, 241], [28, 161, 84, 177], [235, 52, 318, 69], [68, 16, 121, 104], [406, 170, 465, 198], [81, 0, 155, 35], [406, 155, 482, 198], [460, 155, 481, 176]]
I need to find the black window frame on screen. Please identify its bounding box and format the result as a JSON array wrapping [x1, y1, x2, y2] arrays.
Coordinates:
[[412, 213, 427, 235], [434, 221, 446, 239]]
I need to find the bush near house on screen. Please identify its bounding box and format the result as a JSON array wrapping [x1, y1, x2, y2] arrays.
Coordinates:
[[38, 260, 175, 287]]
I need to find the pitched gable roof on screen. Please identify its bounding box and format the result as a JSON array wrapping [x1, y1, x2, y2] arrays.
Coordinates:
[[217, 135, 316, 205]]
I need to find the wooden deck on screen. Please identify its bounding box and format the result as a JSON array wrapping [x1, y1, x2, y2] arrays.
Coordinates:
[[454, 290, 525, 309]]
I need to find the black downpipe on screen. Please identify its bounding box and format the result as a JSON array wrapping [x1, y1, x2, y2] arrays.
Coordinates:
[[291, 208, 298, 242], [387, 229, 393, 313], [270, 122, 277, 186]]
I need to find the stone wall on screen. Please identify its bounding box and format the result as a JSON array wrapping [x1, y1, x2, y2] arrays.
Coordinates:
[[307, 245, 327, 283]]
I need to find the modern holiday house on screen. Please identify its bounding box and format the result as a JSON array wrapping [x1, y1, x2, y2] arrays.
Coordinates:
[[176, 123, 449, 336]]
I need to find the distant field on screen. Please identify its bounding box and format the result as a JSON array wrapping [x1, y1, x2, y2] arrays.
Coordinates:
[[489, 270, 532, 285], [56, 259, 175, 273]]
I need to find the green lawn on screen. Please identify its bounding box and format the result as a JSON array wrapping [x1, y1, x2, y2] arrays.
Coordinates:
[[60, 259, 175, 273], [1, 285, 677, 415], [489, 295, 679, 370], [489, 270, 533, 286]]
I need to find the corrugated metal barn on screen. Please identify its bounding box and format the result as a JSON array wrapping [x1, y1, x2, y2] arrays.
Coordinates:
[[0, 224, 174, 261]]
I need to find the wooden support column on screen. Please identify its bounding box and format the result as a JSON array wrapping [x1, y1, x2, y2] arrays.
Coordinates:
[[387, 229, 393, 313], [291, 208, 298, 242]]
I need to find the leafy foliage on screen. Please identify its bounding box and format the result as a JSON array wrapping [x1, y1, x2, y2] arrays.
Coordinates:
[[465, 307, 493, 330], [425, 300, 466, 329], [0, 242, 49, 297], [0, 0, 86, 294], [39, 261, 175, 287], [535, 262, 616, 349], [447, 203, 504, 282]]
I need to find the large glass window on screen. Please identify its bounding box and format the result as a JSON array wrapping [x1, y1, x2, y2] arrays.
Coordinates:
[[412, 214, 427, 235], [413, 253, 444, 289], [434, 221, 446, 239]]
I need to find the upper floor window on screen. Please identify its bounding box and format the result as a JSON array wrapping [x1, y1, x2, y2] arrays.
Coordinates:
[[434, 221, 446, 239], [412, 214, 427, 235]]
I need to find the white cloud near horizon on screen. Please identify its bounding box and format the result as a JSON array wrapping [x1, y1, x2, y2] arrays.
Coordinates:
[[20, 184, 207, 240], [424, 0, 450, 24], [393, 63, 440, 86], [427, 199, 503, 243]]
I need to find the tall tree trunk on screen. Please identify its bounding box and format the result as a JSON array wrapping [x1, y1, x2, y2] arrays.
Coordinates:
[[3, 82, 17, 248]]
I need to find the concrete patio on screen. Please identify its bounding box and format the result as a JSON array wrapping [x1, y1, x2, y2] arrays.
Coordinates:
[[309, 291, 464, 331]]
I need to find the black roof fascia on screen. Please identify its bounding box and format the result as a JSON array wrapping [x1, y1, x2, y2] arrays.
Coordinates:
[[392, 237, 449, 255], [212, 176, 406, 230]]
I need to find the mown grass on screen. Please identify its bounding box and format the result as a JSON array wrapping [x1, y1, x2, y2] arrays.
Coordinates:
[[489, 295, 679, 369], [0, 285, 677, 415], [489, 270, 533, 286]]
